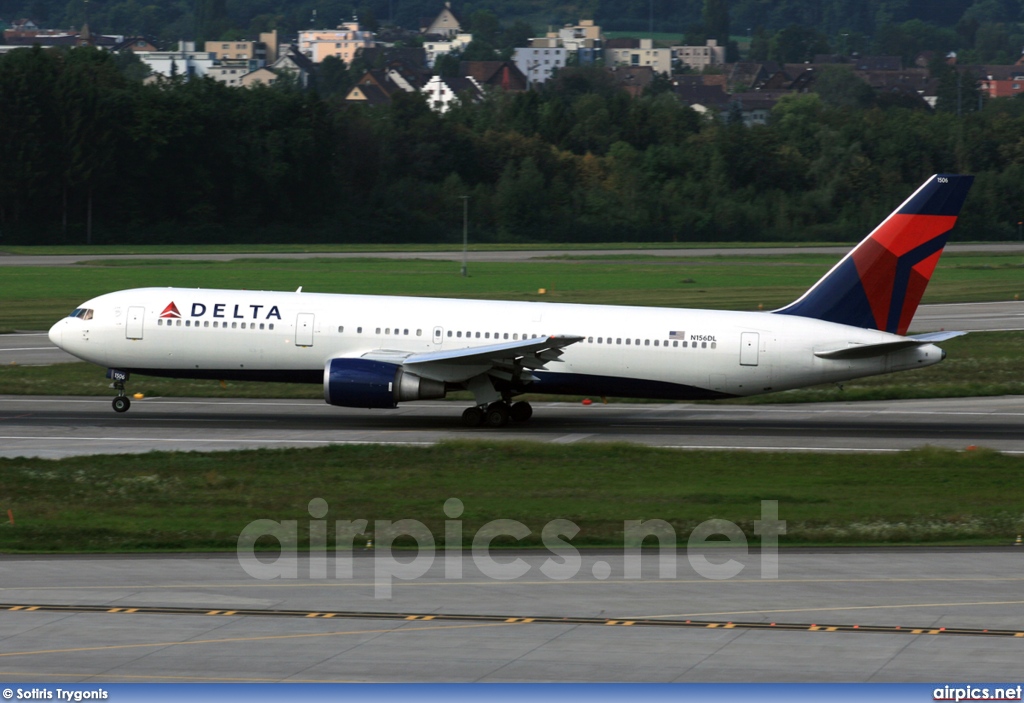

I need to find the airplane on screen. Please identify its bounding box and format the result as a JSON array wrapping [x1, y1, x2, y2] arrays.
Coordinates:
[[48, 173, 973, 427]]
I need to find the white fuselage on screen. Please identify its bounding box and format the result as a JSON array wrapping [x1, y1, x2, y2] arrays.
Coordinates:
[[48, 287, 945, 400]]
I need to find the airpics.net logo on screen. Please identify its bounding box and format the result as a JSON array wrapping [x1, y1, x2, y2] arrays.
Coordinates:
[[236, 499, 787, 599]]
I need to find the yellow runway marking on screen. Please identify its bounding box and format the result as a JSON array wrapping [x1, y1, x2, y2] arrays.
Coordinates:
[[634, 599, 1024, 620], [0, 621, 516, 660]]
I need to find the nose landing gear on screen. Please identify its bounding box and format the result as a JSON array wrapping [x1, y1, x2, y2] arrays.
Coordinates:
[[107, 368, 132, 413]]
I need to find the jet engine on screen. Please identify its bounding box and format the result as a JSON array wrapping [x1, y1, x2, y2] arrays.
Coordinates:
[[323, 358, 446, 408]]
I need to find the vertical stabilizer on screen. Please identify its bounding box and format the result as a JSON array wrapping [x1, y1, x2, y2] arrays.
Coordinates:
[[774, 174, 973, 334]]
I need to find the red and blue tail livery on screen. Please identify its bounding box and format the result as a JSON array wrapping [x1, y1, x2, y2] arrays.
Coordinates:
[[775, 174, 973, 334]]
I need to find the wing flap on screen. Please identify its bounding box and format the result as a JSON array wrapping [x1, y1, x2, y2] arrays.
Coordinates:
[[403, 335, 583, 383]]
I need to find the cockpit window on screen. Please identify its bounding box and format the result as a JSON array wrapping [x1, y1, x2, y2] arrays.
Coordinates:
[[68, 308, 94, 320]]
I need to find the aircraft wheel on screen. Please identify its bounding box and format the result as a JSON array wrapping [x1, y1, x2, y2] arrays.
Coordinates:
[[485, 402, 510, 428], [462, 406, 484, 427], [509, 401, 533, 422], [112, 396, 131, 413]]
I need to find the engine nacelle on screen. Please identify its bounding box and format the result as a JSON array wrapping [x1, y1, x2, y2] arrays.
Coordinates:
[[323, 358, 446, 408]]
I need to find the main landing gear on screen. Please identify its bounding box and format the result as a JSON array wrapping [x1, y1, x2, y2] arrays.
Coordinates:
[[462, 400, 533, 428]]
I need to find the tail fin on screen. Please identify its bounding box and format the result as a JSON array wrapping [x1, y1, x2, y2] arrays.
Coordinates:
[[774, 174, 973, 334]]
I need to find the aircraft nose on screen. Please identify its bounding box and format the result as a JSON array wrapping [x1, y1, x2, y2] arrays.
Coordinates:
[[48, 320, 63, 348]]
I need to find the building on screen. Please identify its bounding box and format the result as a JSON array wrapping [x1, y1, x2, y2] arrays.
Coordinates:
[[421, 75, 483, 112], [205, 39, 265, 63], [461, 61, 528, 92], [671, 39, 725, 71], [298, 21, 375, 64], [271, 45, 316, 88], [978, 65, 1024, 98], [423, 32, 472, 68], [558, 19, 601, 51], [513, 40, 568, 86], [421, 2, 462, 39], [608, 65, 654, 97], [206, 64, 250, 86], [607, 38, 671, 75], [3, 21, 121, 48], [137, 41, 216, 79]]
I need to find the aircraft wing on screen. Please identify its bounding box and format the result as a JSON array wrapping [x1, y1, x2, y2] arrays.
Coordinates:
[[361, 335, 584, 383], [814, 331, 966, 360]]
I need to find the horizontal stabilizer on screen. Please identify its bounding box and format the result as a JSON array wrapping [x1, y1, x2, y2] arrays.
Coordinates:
[[814, 331, 966, 360]]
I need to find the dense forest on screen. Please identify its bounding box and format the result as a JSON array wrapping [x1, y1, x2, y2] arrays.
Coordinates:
[[1, 45, 1024, 245]]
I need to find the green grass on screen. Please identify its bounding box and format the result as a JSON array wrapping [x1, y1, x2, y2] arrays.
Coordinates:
[[0, 443, 1020, 552], [3, 331, 1022, 402], [2, 251, 1022, 332], [0, 241, 844, 256]]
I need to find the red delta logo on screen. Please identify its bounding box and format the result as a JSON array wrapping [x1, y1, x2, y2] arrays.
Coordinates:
[[160, 302, 182, 319]]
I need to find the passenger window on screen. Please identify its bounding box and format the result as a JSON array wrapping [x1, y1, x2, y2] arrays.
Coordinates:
[[645, 340, 650, 346], [587, 337, 593, 343], [626, 339, 631, 345], [269, 324, 275, 330], [357, 327, 363, 333], [457, 331, 462, 338], [485, 333, 490, 339], [232, 322, 237, 329], [711, 342, 717, 349], [673, 341, 678, 347], [616, 338, 621, 344], [513, 333, 519, 340], [385, 328, 390, 335], [404, 329, 409, 335], [240, 323, 245, 329], [475, 332, 480, 338], [376, 328, 381, 334], [259, 323, 264, 330], [338, 326, 344, 333], [176, 320, 181, 327], [158, 319, 163, 326], [447, 331, 452, 337], [504, 333, 509, 339], [417, 329, 422, 336], [701, 342, 707, 348]]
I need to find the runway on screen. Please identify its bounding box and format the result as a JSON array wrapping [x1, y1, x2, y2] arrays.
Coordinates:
[[1, 242, 1023, 266], [0, 549, 1022, 682], [1, 394, 1023, 458]]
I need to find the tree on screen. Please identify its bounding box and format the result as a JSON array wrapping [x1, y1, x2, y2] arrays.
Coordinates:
[[702, 0, 730, 44], [317, 55, 352, 98], [812, 65, 875, 109], [770, 25, 831, 63]]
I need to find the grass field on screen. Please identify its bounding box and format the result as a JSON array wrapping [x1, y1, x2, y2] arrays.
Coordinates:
[[0, 242, 844, 256], [1, 251, 1022, 332], [0, 443, 1020, 552]]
